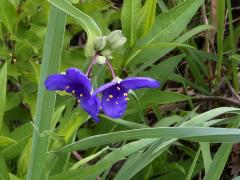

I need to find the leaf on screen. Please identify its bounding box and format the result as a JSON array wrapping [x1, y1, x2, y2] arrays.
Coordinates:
[[121, 0, 141, 46], [99, 114, 148, 129], [204, 144, 232, 180], [9, 173, 21, 180], [4, 92, 22, 112], [50, 139, 156, 180], [2, 123, 33, 159], [215, 0, 225, 84], [200, 142, 212, 172], [17, 138, 32, 178], [137, 0, 157, 38], [0, 154, 9, 180], [125, 0, 204, 66], [0, 62, 7, 130], [140, 54, 185, 85], [115, 139, 175, 179], [54, 126, 240, 153], [48, 0, 102, 57], [0, 136, 17, 147], [0, 0, 16, 33], [186, 145, 201, 180], [70, 147, 109, 170], [126, 90, 191, 115], [26, 5, 67, 180], [130, 24, 212, 75]]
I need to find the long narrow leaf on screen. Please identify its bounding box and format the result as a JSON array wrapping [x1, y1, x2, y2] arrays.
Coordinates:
[[54, 126, 240, 153], [26, 5, 67, 180]]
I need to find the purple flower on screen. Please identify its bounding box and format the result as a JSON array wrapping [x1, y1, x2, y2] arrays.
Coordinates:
[[44, 68, 100, 122], [94, 77, 160, 118]]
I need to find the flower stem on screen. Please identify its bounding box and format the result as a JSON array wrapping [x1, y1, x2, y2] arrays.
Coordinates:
[[85, 53, 98, 77], [106, 60, 116, 79]]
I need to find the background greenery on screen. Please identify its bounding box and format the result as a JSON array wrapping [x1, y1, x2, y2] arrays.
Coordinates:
[[0, 0, 240, 179]]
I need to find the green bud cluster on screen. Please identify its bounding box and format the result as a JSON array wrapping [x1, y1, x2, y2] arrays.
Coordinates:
[[93, 30, 126, 64]]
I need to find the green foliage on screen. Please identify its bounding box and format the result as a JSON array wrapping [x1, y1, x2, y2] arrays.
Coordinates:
[[0, 0, 239, 179]]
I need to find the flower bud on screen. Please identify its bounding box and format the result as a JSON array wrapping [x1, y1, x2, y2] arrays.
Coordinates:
[[101, 49, 112, 57], [110, 37, 126, 49], [93, 36, 106, 51], [107, 30, 122, 45], [95, 55, 106, 64]]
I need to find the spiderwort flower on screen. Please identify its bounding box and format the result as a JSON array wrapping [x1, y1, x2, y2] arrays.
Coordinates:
[[44, 68, 100, 122], [94, 77, 160, 118]]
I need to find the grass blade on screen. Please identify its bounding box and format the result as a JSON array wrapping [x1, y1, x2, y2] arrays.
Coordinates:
[[186, 145, 201, 180], [226, 0, 238, 91], [55, 126, 240, 153], [48, 0, 101, 57], [215, 0, 225, 85], [26, 5, 67, 180], [204, 144, 232, 180], [0, 62, 7, 130]]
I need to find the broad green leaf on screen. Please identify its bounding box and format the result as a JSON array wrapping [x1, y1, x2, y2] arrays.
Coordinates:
[[139, 90, 191, 105], [121, 0, 141, 46], [0, 136, 16, 147], [23, 93, 37, 119], [0, 62, 7, 130], [137, 0, 157, 38], [125, 0, 204, 66], [4, 92, 22, 111], [0, 154, 9, 180], [0, 0, 16, 33], [50, 105, 66, 131], [168, 73, 211, 95], [48, 0, 102, 57], [9, 173, 21, 180], [126, 90, 191, 115], [140, 54, 185, 85], [17, 138, 32, 178], [2, 123, 33, 159]]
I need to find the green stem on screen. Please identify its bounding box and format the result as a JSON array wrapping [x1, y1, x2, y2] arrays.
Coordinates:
[[226, 0, 238, 92], [215, 0, 225, 86], [129, 91, 148, 125], [26, 5, 66, 180]]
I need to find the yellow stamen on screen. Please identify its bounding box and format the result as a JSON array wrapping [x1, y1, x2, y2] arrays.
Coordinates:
[[77, 99, 80, 103], [115, 101, 119, 105], [125, 97, 129, 101], [123, 93, 128, 97], [117, 86, 121, 91], [80, 94, 83, 97], [72, 90, 75, 93], [66, 85, 70, 89], [109, 94, 113, 98]]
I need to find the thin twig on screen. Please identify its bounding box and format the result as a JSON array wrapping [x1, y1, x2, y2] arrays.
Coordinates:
[[193, 95, 240, 107], [72, 151, 83, 160], [228, 83, 240, 102]]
